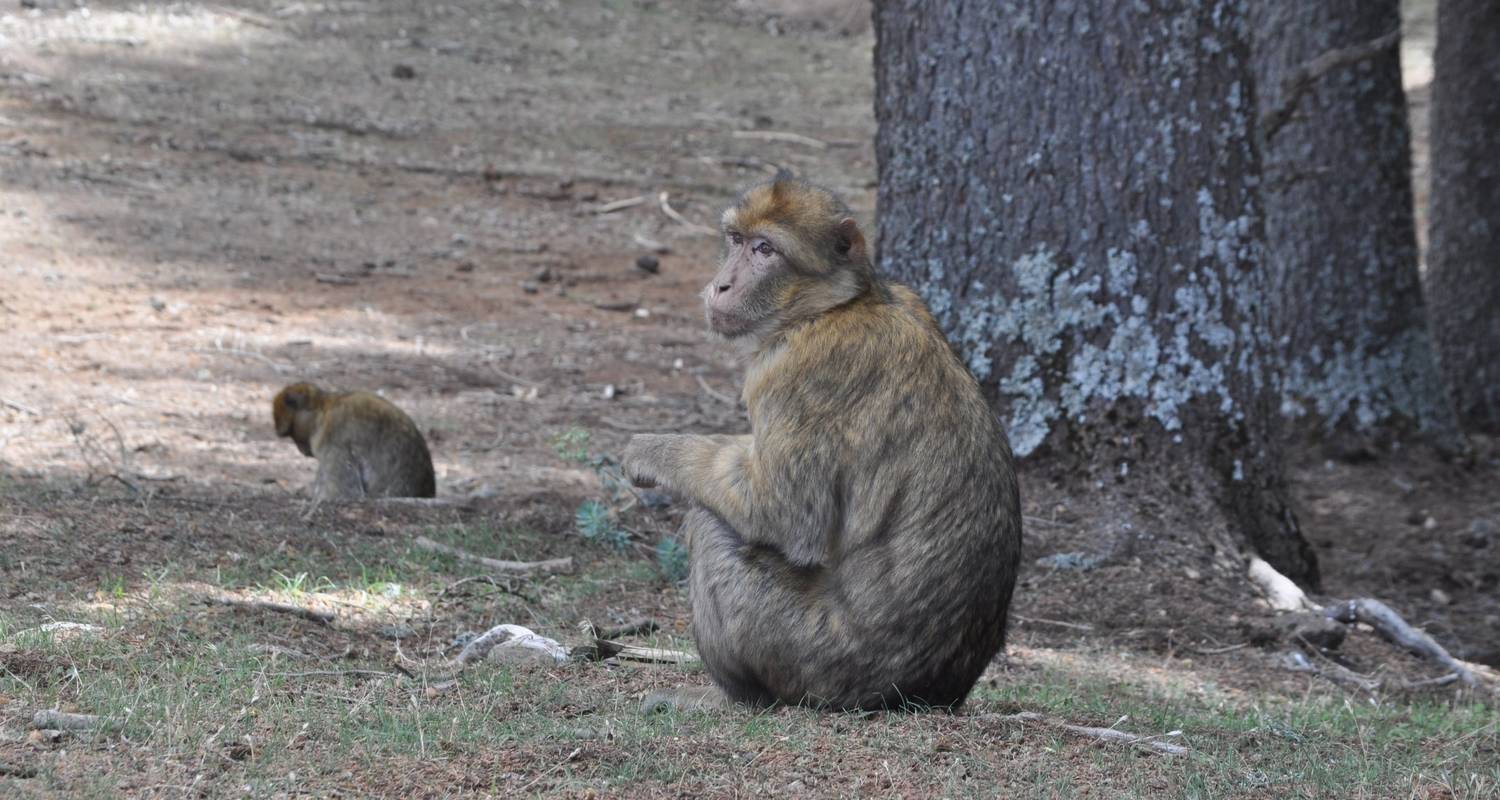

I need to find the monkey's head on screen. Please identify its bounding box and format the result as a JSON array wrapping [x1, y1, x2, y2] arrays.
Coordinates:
[[272, 382, 324, 457], [710, 172, 874, 341]]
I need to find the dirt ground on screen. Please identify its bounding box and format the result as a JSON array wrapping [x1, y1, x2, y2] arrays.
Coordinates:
[[1, 1, 1497, 797]]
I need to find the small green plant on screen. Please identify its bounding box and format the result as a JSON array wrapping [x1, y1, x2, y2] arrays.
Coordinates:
[[576, 499, 630, 551], [655, 536, 689, 582], [549, 427, 591, 464]]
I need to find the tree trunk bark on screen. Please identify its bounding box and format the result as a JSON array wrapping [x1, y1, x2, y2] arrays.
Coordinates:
[[1427, 0, 1500, 433], [873, 1, 1318, 584], [1252, 1, 1456, 438]]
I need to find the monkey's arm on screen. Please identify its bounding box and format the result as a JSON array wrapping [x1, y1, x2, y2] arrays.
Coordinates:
[[623, 433, 831, 565], [313, 447, 368, 501]]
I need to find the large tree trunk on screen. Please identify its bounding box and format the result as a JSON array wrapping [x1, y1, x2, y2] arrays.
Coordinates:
[[1252, 1, 1455, 438], [1427, 0, 1500, 433], [873, 1, 1318, 584]]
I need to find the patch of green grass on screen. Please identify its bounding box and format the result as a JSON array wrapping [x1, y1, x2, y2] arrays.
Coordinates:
[[4, 537, 1496, 799]]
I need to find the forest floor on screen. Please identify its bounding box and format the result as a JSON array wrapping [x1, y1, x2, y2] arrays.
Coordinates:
[[0, 1, 1496, 797]]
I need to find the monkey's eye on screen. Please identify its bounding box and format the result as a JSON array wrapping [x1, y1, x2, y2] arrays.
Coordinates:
[[754, 241, 775, 256], [728, 232, 744, 246]]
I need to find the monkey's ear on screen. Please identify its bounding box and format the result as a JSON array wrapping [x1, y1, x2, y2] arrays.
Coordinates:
[[835, 217, 868, 262], [769, 168, 796, 203]]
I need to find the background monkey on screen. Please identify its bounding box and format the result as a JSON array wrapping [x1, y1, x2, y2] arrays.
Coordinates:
[[272, 382, 436, 501], [624, 174, 1022, 711]]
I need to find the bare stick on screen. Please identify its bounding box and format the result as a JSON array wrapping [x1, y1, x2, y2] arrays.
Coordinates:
[[980, 712, 1188, 756], [594, 195, 648, 214], [591, 639, 699, 665], [695, 375, 737, 406], [730, 130, 828, 150], [413, 536, 574, 576], [1326, 598, 1479, 687], [31, 710, 108, 731], [210, 596, 335, 625], [658, 192, 717, 236], [1015, 616, 1094, 631], [0, 397, 40, 416], [1261, 29, 1401, 141]]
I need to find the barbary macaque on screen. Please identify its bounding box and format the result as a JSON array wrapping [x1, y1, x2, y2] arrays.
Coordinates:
[[624, 174, 1022, 711], [272, 382, 436, 500]]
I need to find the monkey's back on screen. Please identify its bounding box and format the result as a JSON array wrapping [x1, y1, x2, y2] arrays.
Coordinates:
[[735, 283, 1022, 708], [312, 392, 436, 498]]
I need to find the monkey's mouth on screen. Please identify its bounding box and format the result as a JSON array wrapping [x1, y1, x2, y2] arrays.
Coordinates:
[[705, 304, 763, 339]]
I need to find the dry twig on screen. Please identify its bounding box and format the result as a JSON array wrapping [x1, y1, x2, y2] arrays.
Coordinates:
[[658, 192, 717, 236], [1261, 29, 1401, 141], [413, 536, 573, 576], [979, 712, 1188, 756], [209, 596, 335, 625]]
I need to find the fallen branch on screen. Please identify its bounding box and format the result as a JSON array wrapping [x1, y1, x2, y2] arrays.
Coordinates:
[[593, 195, 648, 214], [210, 596, 335, 625], [0, 397, 40, 416], [413, 536, 574, 576], [658, 192, 717, 236], [1014, 616, 1094, 631], [730, 130, 828, 150], [1326, 598, 1480, 687], [980, 712, 1188, 756], [31, 710, 108, 731], [1261, 29, 1401, 141], [695, 375, 737, 406]]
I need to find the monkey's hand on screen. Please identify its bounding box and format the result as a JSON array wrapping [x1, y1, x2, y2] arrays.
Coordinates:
[[622, 434, 674, 490]]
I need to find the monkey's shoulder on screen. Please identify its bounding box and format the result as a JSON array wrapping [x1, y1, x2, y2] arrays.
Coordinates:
[[315, 393, 424, 446]]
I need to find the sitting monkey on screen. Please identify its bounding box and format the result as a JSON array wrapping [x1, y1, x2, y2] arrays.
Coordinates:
[[624, 174, 1022, 712], [271, 382, 436, 500]]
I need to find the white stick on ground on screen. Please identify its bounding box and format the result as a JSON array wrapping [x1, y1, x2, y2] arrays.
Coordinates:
[[413, 536, 573, 576], [979, 712, 1188, 756]]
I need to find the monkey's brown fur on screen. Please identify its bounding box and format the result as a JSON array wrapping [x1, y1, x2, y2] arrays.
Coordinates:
[[624, 175, 1022, 711], [272, 382, 436, 500]]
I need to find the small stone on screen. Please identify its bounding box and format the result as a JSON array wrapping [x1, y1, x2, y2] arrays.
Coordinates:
[[391, 64, 417, 80], [534, 266, 554, 283], [601, 384, 616, 400], [1430, 589, 1452, 605], [1462, 520, 1494, 549], [148, 296, 166, 312], [1423, 516, 1438, 530], [455, 262, 475, 273], [520, 281, 539, 294], [1184, 567, 1201, 581], [634, 307, 650, 318], [635, 254, 660, 274]]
